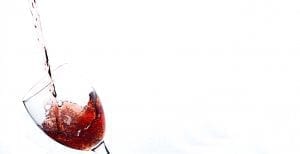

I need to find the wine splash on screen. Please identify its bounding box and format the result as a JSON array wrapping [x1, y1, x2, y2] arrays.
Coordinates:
[[29, 0, 57, 97], [42, 91, 106, 150]]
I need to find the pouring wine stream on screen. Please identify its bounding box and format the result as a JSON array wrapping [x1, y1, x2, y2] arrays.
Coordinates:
[[29, 0, 57, 98]]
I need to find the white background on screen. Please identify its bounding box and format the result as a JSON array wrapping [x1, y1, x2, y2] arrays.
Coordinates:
[[1, 0, 300, 153]]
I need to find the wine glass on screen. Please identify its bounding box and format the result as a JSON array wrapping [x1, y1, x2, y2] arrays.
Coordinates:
[[22, 64, 110, 154]]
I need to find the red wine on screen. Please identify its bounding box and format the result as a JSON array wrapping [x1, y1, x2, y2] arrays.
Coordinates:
[[42, 91, 105, 150]]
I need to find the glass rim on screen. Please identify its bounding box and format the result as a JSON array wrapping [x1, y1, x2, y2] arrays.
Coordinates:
[[22, 63, 67, 103]]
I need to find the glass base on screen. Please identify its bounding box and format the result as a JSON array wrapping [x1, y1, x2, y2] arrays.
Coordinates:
[[92, 141, 110, 154]]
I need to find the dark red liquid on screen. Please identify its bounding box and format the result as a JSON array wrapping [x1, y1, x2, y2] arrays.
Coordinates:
[[41, 92, 105, 150]]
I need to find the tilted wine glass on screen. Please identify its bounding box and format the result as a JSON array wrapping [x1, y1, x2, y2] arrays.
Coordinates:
[[22, 64, 110, 153]]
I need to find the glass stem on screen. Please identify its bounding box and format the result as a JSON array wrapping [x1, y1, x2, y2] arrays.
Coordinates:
[[92, 141, 110, 154]]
